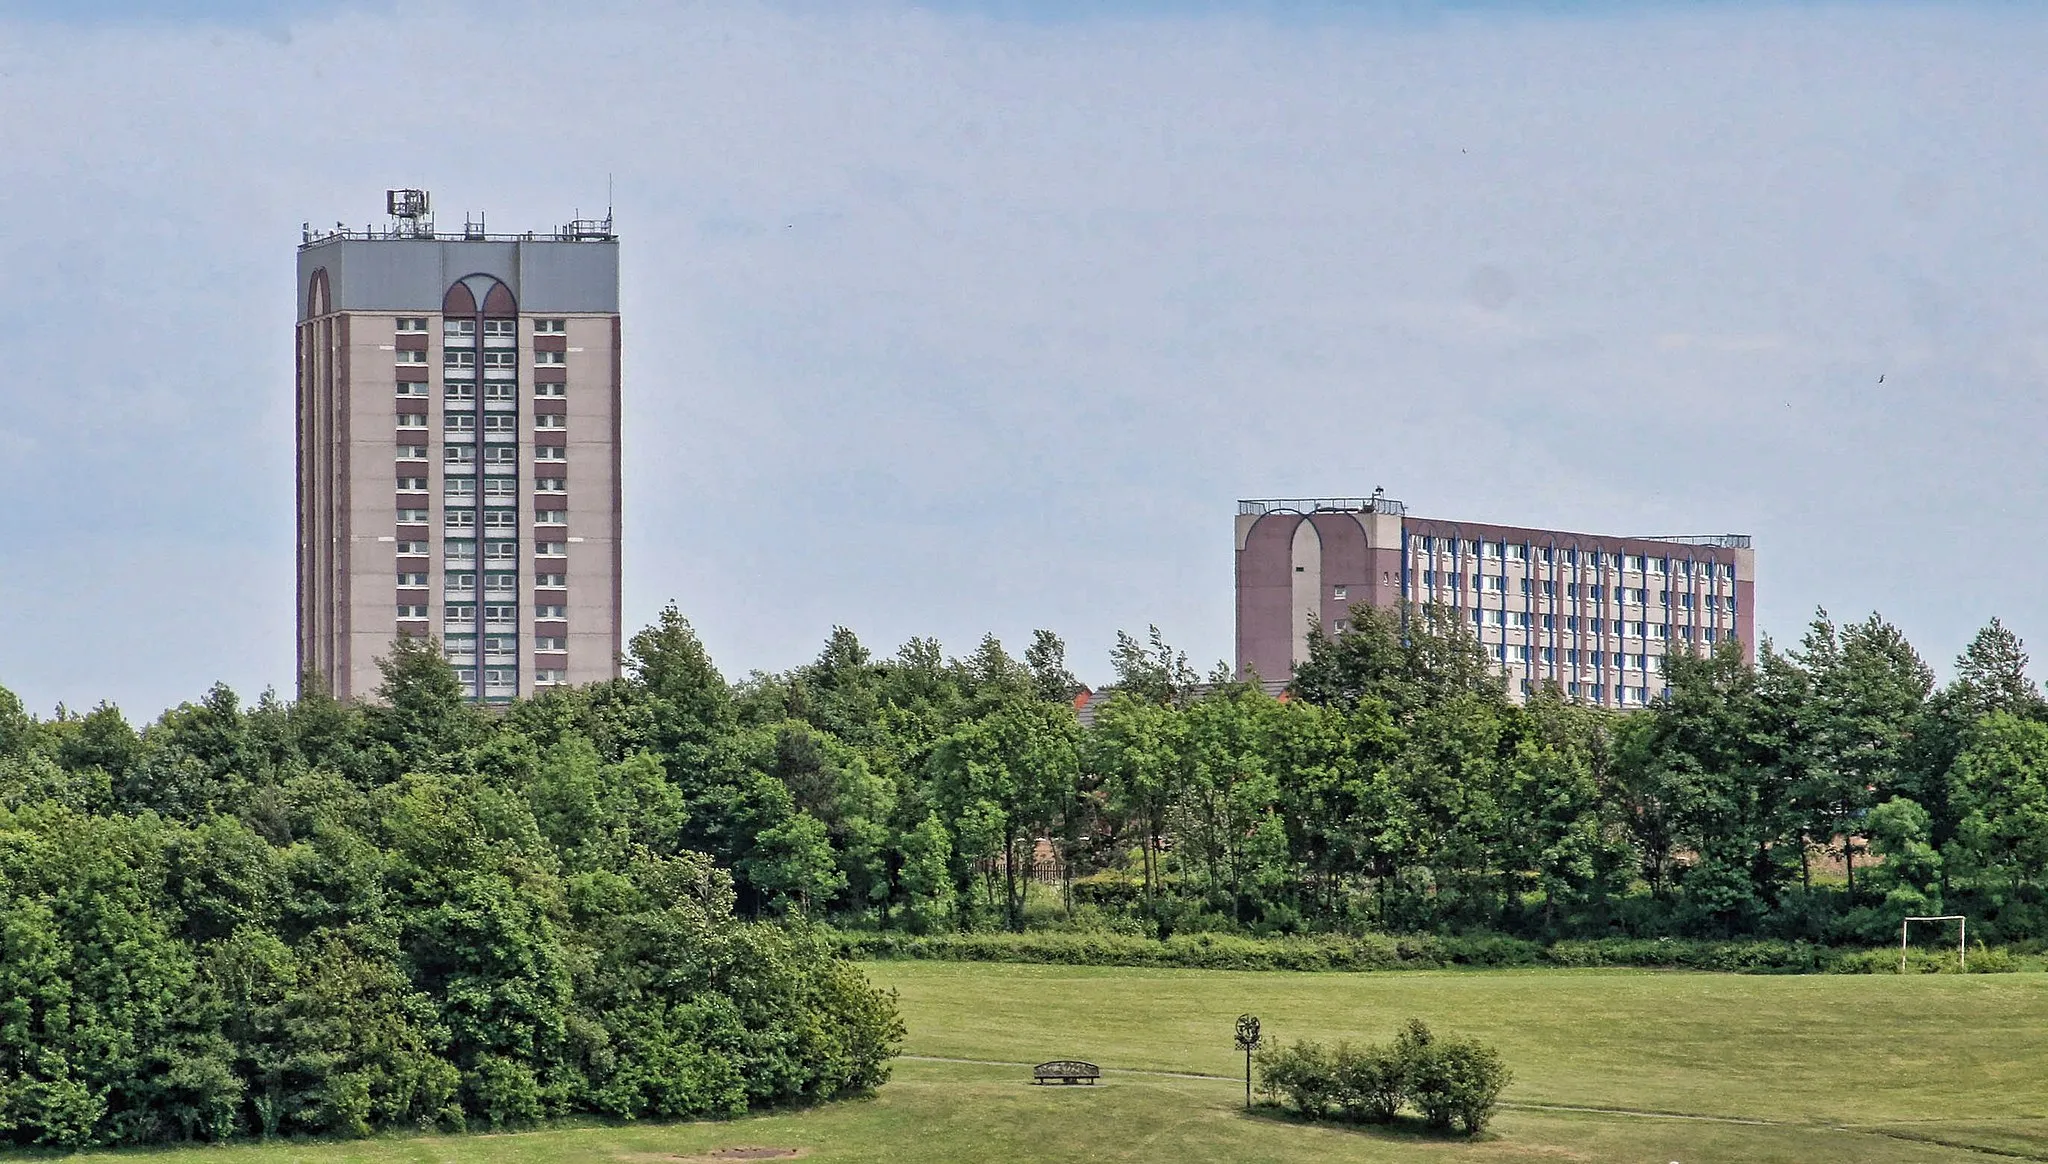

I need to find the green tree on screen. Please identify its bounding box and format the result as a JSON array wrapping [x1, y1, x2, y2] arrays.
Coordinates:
[[927, 700, 1082, 930], [896, 811, 957, 933], [1952, 713, 2048, 905]]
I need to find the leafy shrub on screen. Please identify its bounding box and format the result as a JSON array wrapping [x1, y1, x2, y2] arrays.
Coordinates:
[[1255, 1018, 1509, 1136], [1330, 1040, 1406, 1124], [1403, 1028, 1512, 1134]]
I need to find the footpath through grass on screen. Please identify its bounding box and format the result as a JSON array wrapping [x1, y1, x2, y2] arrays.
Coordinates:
[[47, 963, 2048, 1164]]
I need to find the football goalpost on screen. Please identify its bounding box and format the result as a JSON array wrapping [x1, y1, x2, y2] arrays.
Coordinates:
[[1900, 914, 1967, 973]]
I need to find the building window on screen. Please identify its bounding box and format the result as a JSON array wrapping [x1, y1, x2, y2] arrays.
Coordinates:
[[446, 414, 476, 432], [1652, 625, 1669, 640], [397, 571, 428, 587], [1704, 628, 1718, 642], [445, 350, 476, 368], [447, 572, 477, 592], [396, 540, 429, 555], [535, 636, 566, 651], [397, 317, 429, 332], [483, 604, 518, 622], [484, 445, 517, 465], [398, 414, 428, 429], [398, 444, 428, 460], [484, 667, 516, 686], [537, 509, 567, 524], [1590, 618, 1604, 635], [397, 507, 428, 522], [446, 604, 476, 622], [446, 382, 476, 402], [482, 414, 517, 433], [534, 350, 566, 365], [483, 320, 516, 337], [397, 476, 427, 492], [483, 634, 518, 654], [536, 382, 566, 397], [537, 477, 566, 492], [536, 446, 566, 461], [447, 478, 477, 497], [537, 541, 567, 556], [535, 668, 567, 684], [446, 537, 476, 557], [396, 382, 427, 397], [1510, 544, 1527, 561], [1658, 589, 1670, 606], [535, 573, 567, 587], [1519, 578, 1530, 596], [483, 350, 516, 368], [1590, 651, 1604, 669], [446, 444, 475, 464], [1566, 649, 1579, 665], [534, 319, 567, 334], [1565, 616, 1578, 631], [1512, 611, 1529, 628], [1332, 584, 1348, 599], [397, 604, 428, 619], [536, 414, 566, 428], [396, 350, 427, 366], [483, 510, 517, 530], [535, 604, 567, 618], [445, 319, 476, 337], [483, 477, 516, 498], [445, 509, 475, 529], [1588, 585, 1603, 601], [1726, 596, 1739, 613], [484, 539, 518, 561]]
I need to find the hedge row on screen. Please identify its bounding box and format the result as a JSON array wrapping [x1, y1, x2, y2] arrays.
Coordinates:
[[834, 929, 2026, 974]]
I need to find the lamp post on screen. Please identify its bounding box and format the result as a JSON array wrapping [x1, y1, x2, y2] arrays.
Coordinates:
[[1234, 1014, 1262, 1110]]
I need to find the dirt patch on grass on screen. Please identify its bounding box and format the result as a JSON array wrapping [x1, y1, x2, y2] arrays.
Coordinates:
[[672, 1149, 807, 1162]]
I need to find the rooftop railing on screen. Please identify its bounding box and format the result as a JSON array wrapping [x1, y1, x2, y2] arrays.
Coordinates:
[[1239, 496, 1407, 517], [1632, 534, 1753, 549]]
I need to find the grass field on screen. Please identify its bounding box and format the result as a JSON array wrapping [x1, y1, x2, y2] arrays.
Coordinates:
[[56, 963, 2048, 1164]]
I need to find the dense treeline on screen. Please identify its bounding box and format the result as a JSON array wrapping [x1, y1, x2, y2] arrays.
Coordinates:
[[0, 629, 902, 1149], [5, 597, 2047, 1141]]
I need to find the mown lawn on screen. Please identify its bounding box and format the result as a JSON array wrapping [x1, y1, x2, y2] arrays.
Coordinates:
[[51, 962, 2048, 1164]]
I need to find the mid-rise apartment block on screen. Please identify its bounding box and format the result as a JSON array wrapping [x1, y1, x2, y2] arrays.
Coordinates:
[[297, 192, 621, 703], [1236, 495, 1754, 708]]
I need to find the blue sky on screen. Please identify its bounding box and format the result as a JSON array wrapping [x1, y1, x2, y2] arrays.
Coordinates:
[[2, 0, 2044, 716]]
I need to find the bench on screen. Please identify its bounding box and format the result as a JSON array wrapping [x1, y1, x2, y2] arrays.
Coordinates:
[[1032, 1060, 1101, 1085]]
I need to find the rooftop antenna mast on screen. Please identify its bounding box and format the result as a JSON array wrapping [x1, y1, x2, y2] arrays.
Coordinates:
[[385, 188, 433, 238]]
